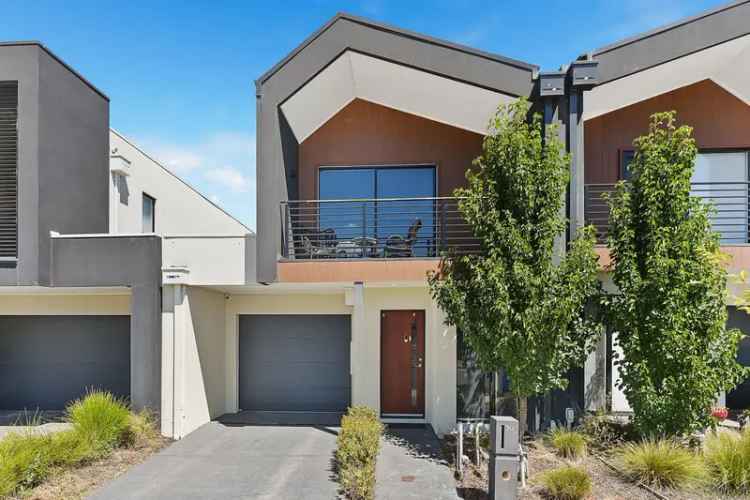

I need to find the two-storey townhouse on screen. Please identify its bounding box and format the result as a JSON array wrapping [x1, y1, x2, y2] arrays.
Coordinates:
[[4, 1, 750, 442]]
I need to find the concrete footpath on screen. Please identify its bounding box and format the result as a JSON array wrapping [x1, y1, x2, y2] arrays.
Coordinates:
[[376, 425, 459, 500]]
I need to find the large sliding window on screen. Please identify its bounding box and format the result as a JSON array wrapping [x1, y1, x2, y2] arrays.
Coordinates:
[[691, 152, 749, 244], [318, 165, 436, 256], [620, 150, 750, 243], [0, 82, 18, 260]]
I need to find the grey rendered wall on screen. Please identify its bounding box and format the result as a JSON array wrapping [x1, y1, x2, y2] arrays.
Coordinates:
[[0, 44, 109, 286], [37, 49, 109, 284], [255, 16, 538, 283], [0, 45, 40, 286], [0, 315, 130, 410], [50, 235, 162, 410]]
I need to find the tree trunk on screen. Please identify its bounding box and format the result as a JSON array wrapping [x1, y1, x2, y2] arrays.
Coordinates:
[[516, 396, 528, 437]]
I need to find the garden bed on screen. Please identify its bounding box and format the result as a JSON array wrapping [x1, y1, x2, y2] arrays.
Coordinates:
[[443, 432, 743, 500], [0, 392, 169, 500], [12, 434, 168, 500]]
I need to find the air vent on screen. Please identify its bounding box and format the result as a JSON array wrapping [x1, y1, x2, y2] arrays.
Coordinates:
[[0, 81, 18, 259]]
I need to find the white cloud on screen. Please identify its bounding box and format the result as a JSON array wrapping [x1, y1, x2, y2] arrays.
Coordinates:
[[134, 131, 256, 228], [204, 166, 252, 193], [139, 131, 255, 178], [150, 147, 203, 173]]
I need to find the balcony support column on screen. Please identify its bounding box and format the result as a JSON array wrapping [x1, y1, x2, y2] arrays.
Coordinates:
[[541, 71, 568, 266], [568, 89, 585, 239], [539, 71, 568, 430]]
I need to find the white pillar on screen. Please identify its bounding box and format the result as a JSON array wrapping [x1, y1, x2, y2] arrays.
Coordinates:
[[160, 266, 190, 439], [160, 284, 176, 438], [347, 283, 365, 407], [225, 308, 239, 414]]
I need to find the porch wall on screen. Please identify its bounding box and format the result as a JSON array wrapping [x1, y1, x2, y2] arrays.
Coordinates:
[[162, 285, 227, 438]]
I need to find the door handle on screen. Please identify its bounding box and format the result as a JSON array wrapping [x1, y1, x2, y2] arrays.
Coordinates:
[[415, 356, 423, 368], [403, 334, 412, 343]]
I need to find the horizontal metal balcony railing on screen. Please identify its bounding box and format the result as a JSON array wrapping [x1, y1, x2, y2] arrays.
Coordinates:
[[585, 182, 750, 244], [280, 197, 478, 259]]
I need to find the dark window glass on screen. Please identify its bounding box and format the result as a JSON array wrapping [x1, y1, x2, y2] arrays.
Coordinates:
[[456, 328, 494, 419], [620, 150, 634, 180], [319, 169, 375, 242], [142, 194, 155, 233], [376, 168, 435, 257], [317, 166, 436, 255]]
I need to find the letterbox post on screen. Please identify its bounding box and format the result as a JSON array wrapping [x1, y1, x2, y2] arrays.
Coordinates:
[[488, 416, 520, 500]]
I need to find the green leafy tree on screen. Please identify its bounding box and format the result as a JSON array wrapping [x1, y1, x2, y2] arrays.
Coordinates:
[[429, 99, 602, 432], [606, 111, 747, 437]]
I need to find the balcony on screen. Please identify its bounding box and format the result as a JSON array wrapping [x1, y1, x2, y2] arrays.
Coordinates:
[[585, 182, 750, 244], [280, 197, 476, 260]]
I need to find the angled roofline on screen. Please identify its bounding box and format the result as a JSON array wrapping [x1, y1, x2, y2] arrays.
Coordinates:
[[586, 0, 750, 57], [0, 40, 109, 101], [109, 128, 254, 234], [256, 12, 538, 87]]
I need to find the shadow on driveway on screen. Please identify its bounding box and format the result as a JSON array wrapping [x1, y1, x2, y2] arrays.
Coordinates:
[[376, 425, 459, 500]]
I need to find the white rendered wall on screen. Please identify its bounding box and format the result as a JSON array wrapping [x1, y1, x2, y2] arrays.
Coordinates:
[[0, 291, 130, 315], [162, 235, 254, 286], [109, 130, 250, 236], [162, 285, 227, 438]]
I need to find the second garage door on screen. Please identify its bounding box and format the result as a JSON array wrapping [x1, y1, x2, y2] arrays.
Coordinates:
[[239, 315, 351, 412], [0, 316, 130, 410]]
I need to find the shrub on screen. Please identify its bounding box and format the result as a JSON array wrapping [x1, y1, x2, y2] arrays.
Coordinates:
[[580, 411, 634, 450], [704, 428, 750, 493], [0, 392, 158, 497], [67, 390, 131, 455], [127, 409, 161, 449], [0, 432, 55, 496], [336, 406, 383, 500], [548, 429, 587, 460], [539, 466, 592, 500], [616, 439, 704, 489]]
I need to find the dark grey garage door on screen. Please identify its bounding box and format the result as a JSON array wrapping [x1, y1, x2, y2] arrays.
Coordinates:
[[239, 315, 351, 412], [0, 316, 130, 410]]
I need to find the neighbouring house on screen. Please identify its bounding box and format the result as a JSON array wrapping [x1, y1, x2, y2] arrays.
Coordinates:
[[1, 1, 749, 440]]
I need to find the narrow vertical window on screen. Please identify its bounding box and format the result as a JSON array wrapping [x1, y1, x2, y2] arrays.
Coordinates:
[[142, 193, 155, 233], [0, 81, 18, 259]]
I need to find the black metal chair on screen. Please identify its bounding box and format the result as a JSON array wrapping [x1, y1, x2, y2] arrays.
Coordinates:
[[383, 219, 422, 258], [300, 228, 337, 259]]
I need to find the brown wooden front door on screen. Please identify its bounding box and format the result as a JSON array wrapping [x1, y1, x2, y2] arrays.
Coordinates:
[[380, 310, 425, 416]]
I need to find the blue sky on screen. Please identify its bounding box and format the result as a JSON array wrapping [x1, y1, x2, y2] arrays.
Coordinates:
[[2, 0, 728, 229]]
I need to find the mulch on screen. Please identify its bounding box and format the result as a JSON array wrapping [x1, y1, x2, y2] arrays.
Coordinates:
[[442, 435, 736, 500]]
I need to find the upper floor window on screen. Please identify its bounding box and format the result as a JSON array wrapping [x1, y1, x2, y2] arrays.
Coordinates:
[[619, 149, 750, 243], [318, 165, 436, 256], [0, 81, 18, 259], [142, 193, 155, 233]]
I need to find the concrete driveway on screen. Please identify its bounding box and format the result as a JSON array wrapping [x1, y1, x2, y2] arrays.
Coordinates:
[[88, 418, 340, 500]]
